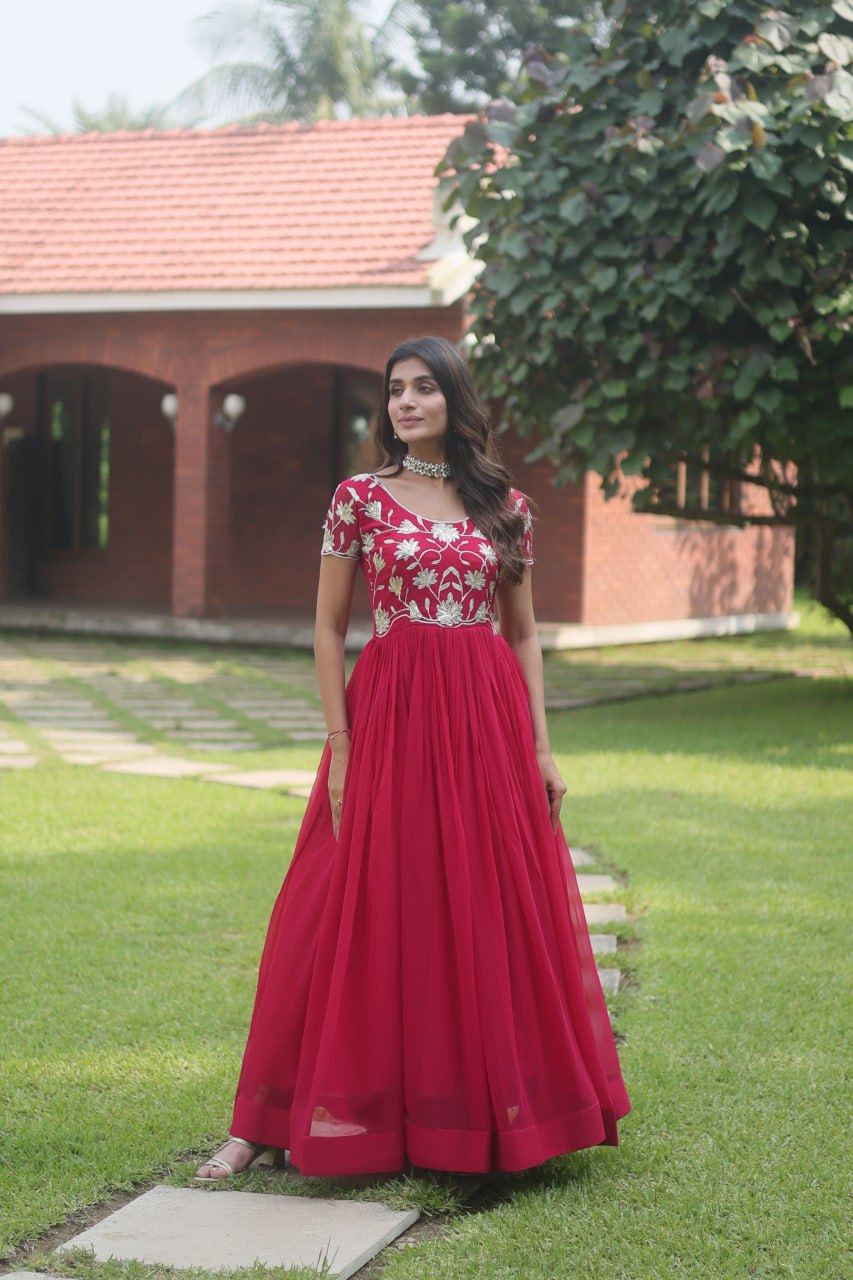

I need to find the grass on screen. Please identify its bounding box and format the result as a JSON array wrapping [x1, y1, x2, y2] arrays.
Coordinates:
[[1, 603, 851, 1277]]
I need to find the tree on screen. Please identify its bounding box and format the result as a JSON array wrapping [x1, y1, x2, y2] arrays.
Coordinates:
[[442, 0, 853, 634], [22, 94, 201, 135], [395, 1, 584, 113], [179, 0, 415, 123]]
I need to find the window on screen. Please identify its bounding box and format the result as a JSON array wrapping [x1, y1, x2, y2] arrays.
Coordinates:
[[655, 444, 740, 519], [40, 371, 110, 552]]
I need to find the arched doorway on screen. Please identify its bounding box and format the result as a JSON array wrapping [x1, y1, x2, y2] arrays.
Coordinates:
[[0, 364, 174, 607]]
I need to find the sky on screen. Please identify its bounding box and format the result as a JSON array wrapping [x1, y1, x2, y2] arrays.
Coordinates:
[[0, 0, 395, 137]]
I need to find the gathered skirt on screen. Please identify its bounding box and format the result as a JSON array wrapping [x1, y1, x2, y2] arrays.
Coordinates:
[[231, 622, 630, 1175]]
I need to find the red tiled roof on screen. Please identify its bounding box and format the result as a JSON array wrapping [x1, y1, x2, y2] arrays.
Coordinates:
[[0, 116, 469, 295]]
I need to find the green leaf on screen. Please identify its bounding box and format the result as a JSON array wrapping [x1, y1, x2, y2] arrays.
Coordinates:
[[555, 401, 585, 432], [558, 192, 589, 225], [633, 195, 659, 221], [602, 378, 629, 399], [591, 266, 618, 291], [792, 155, 827, 185], [485, 120, 519, 147], [503, 233, 529, 261], [825, 69, 853, 121], [755, 10, 799, 52], [818, 33, 853, 66], [607, 193, 632, 218], [742, 193, 776, 230], [659, 27, 695, 65], [839, 385, 853, 408], [832, 0, 853, 19], [753, 386, 783, 413], [619, 450, 648, 475], [696, 142, 726, 172]]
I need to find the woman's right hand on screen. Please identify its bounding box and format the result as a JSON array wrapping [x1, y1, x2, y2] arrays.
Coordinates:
[[328, 737, 350, 837]]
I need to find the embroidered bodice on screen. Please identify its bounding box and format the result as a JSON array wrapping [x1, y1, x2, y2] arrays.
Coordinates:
[[322, 474, 533, 638]]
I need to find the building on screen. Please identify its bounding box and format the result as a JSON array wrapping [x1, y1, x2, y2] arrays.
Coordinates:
[[0, 117, 794, 645]]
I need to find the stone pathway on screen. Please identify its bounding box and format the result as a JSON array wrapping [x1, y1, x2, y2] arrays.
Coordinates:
[[0, 635, 326, 787]]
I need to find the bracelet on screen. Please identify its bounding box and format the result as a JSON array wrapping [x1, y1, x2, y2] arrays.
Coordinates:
[[326, 728, 351, 741]]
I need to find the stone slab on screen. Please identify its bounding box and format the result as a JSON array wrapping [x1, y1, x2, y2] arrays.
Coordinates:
[[204, 768, 317, 789], [0, 740, 33, 753], [289, 730, 328, 741], [584, 902, 627, 924], [146, 718, 238, 730], [225, 701, 309, 709], [569, 846, 595, 866], [267, 718, 328, 729], [575, 873, 617, 895], [57, 1185, 419, 1278], [63, 747, 156, 757], [597, 968, 621, 996], [41, 730, 140, 743], [102, 756, 230, 777], [0, 755, 37, 768], [7, 700, 97, 709], [170, 729, 256, 740], [589, 934, 617, 954]]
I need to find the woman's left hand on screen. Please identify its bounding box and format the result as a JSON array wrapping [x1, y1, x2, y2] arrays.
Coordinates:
[[537, 749, 567, 831]]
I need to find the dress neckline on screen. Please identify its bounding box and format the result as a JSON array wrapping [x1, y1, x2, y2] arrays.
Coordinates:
[[370, 475, 472, 526]]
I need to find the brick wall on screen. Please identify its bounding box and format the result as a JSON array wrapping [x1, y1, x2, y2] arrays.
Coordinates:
[[228, 365, 345, 614], [581, 472, 794, 624], [499, 434, 585, 623]]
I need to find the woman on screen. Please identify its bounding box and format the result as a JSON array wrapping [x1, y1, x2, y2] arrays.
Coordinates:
[[197, 335, 630, 1180]]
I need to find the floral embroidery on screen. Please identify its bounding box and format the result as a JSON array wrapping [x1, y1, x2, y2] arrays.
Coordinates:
[[321, 475, 532, 637], [395, 538, 421, 561], [436, 596, 463, 626], [430, 521, 461, 545]]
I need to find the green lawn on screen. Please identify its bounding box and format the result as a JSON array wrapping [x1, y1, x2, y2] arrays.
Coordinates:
[[1, 606, 850, 1278]]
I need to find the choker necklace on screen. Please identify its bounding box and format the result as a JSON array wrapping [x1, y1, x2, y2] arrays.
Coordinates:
[[402, 454, 452, 479]]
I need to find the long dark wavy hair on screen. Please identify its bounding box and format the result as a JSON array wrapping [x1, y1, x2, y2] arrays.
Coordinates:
[[375, 335, 529, 585]]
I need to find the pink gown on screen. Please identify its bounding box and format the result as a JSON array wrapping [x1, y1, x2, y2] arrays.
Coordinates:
[[230, 473, 630, 1175]]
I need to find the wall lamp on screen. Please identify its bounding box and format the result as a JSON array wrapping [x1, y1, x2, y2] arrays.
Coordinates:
[[216, 393, 247, 433], [160, 392, 178, 428], [0, 392, 14, 422]]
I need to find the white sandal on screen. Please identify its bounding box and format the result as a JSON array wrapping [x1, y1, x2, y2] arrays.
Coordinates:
[[195, 1136, 264, 1181]]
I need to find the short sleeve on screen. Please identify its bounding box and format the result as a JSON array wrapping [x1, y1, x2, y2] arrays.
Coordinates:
[[511, 489, 534, 566], [321, 480, 362, 560]]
